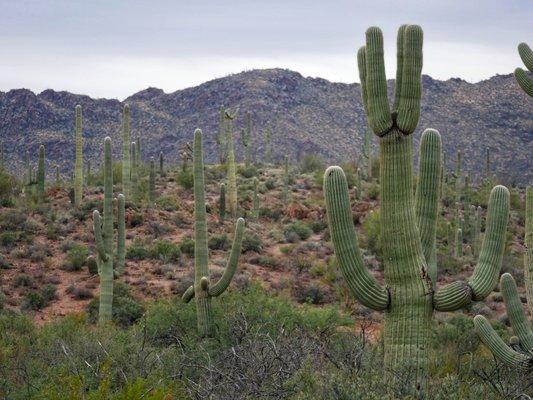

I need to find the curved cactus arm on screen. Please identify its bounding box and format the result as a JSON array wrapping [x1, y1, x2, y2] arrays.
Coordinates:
[[93, 210, 108, 262], [515, 68, 533, 97], [525, 186, 533, 315], [434, 185, 509, 311], [364, 27, 392, 136], [182, 285, 195, 303], [324, 166, 389, 311], [209, 217, 245, 297], [396, 25, 423, 134], [501, 273, 533, 352], [518, 43, 533, 71], [415, 128, 442, 286], [115, 194, 126, 275], [474, 315, 532, 369]]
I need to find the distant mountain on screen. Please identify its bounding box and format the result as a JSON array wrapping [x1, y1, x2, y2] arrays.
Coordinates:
[[0, 69, 531, 184]]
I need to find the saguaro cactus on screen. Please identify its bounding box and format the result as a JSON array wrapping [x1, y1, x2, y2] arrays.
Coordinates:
[[515, 43, 533, 97], [130, 142, 139, 203], [122, 104, 131, 198], [454, 228, 463, 257], [324, 25, 510, 389], [159, 151, 164, 176], [219, 182, 226, 222], [92, 137, 126, 324], [216, 105, 227, 165], [149, 157, 156, 205], [251, 177, 259, 221], [526, 187, 533, 314], [182, 129, 245, 337], [225, 110, 238, 217], [74, 105, 83, 206], [37, 145, 45, 202]]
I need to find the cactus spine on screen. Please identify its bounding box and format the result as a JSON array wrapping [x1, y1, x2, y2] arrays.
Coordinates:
[[92, 137, 126, 323], [74, 105, 83, 206], [37, 145, 45, 202], [182, 129, 245, 337], [324, 25, 510, 389], [149, 157, 156, 205], [121, 104, 131, 198], [225, 110, 238, 217], [219, 182, 226, 222], [515, 43, 533, 97]]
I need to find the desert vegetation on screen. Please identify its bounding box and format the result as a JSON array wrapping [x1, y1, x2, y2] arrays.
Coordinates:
[[0, 26, 531, 400]]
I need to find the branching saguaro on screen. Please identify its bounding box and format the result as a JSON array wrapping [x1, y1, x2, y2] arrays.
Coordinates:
[[474, 187, 532, 369], [92, 137, 126, 325], [182, 129, 245, 337], [323, 25, 510, 391]]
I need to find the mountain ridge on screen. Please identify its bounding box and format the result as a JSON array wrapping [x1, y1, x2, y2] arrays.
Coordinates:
[[0, 68, 531, 184]]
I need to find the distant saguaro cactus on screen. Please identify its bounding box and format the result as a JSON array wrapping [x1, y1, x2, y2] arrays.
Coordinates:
[[92, 137, 126, 324], [149, 157, 156, 205], [219, 182, 226, 222], [216, 105, 227, 165], [454, 228, 463, 257], [182, 129, 245, 337], [130, 142, 140, 203], [514, 43, 533, 97], [74, 105, 83, 207], [159, 151, 164, 176], [121, 104, 131, 198], [225, 110, 238, 217], [324, 25, 510, 390], [37, 145, 45, 202], [251, 177, 259, 221]]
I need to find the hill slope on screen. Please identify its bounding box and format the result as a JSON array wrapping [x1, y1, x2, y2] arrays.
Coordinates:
[[0, 69, 531, 184]]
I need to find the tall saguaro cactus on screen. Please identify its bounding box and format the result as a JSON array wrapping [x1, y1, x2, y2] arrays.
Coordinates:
[[216, 105, 227, 165], [324, 25, 510, 389], [74, 105, 83, 206], [37, 145, 45, 202], [515, 43, 533, 97], [130, 142, 139, 204], [122, 104, 131, 198], [182, 129, 245, 337], [149, 157, 156, 205], [92, 137, 126, 324], [225, 110, 238, 217]]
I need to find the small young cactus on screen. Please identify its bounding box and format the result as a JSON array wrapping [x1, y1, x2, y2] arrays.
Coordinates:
[[74, 105, 83, 207], [37, 145, 45, 202], [514, 43, 533, 97], [182, 129, 245, 337], [92, 137, 126, 324]]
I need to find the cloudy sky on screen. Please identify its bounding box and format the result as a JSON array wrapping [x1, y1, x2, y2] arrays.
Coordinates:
[[0, 0, 531, 99]]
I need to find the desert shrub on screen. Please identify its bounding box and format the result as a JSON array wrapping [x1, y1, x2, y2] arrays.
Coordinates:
[[86, 256, 98, 274], [156, 195, 179, 211], [366, 183, 379, 200], [126, 241, 149, 260], [242, 233, 262, 253], [208, 234, 228, 250], [149, 240, 181, 263], [294, 283, 330, 305], [41, 284, 57, 302], [13, 273, 34, 288], [238, 165, 257, 178], [259, 206, 283, 221], [250, 256, 281, 269], [22, 291, 46, 311], [264, 179, 276, 190], [0, 169, 16, 206], [0, 231, 18, 247], [0, 209, 27, 231], [179, 238, 195, 256], [87, 282, 144, 327], [177, 169, 193, 189], [362, 210, 381, 258], [310, 220, 327, 234], [283, 221, 312, 242], [129, 212, 144, 227], [62, 243, 89, 271], [300, 154, 325, 173]]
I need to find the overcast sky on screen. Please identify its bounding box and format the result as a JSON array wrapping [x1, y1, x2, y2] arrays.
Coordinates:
[[0, 0, 531, 99]]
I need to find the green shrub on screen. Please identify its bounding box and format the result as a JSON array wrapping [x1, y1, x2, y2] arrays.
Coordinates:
[[242, 233, 262, 253], [283, 221, 312, 242], [87, 282, 144, 327], [179, 238, 195, 256], [129, 212, 144, 228], [0, 231, 18, 247], [126, 241, 149, 260], [208, 234, 227, 250], [62, 244, 89, 271], [310, 220, 327, 234], [149, 240, 181, 263], [176, 169, 193, 189], [362, 210, 381, 258], [300, 154, 325, 173], [13, 273, 34, 288], [238, 165, 257, 178], [22, 291, 46, 310], [156, 195, 179, 211], [41, 284, 57, 302]]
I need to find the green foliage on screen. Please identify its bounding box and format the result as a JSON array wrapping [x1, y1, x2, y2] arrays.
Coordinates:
[[62, 243, 89, 271], [242, 233, 262, 253], [22, 290, 46, 310], [126, 240, 149, 260], [208, 233, 228, 250], [300, 154, 325, 173], [176, 168, 193, 189], [362, 210, 381, 258], [87, 282, 145, 327], [283, 221, 312, 242], [149, 239, 181, 262], [179, 238, 195, 256]]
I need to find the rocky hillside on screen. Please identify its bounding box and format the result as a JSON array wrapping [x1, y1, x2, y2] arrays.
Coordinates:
[[0, 69, 531, 184]]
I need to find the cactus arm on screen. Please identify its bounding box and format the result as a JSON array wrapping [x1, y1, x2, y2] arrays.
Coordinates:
[[93, 210, 108, 262], [434, 186, 509, 311], [515, 68, 533, 97], [324, 166, 389, 310], [357, 47, 369, 114], [501, 273, 533, 352], [518, 43, 533, 71], [115, 194, 126, 275], [364, 27, 392, 135], [474, 315, 531, 369], [209, 217, 245, 297], [525, 187, 533, 315], [414, 129, 442, 286], [396, 25, 423, 134], [392, 25, 407, 112], [182, 285, 194, 303], [468, 185, 510, 299]]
